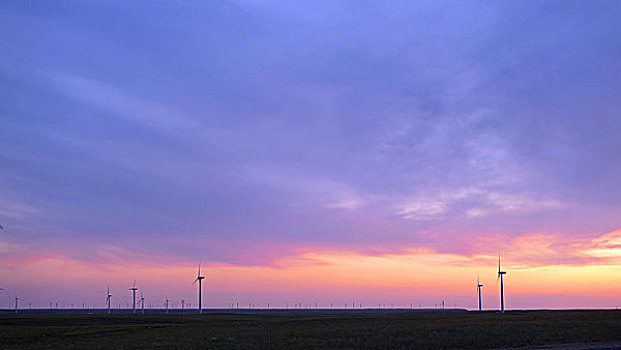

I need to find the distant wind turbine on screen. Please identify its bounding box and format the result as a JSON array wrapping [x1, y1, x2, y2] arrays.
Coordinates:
[[14, 296, 19, 314], [140, 292, 145, 314], [477, 276, 484, 312], [498, 254, 507, 314], [129, 278, 138, 314], [165, 295, 169, 314], [106, 287, 112, 314], [193, 260, 205, 314]]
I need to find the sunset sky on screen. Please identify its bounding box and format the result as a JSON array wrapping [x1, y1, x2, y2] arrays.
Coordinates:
[[1, 1, 620, 310]]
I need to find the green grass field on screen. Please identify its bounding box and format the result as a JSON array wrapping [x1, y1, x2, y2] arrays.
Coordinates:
[[2, 310, 621, 349]]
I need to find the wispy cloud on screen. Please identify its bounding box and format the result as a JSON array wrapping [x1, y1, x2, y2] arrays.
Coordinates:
[[393, 187, 562, 221], [580, 230, 621, 261], [393, 188, 476, 220], [49, 74, 196, 130], [244, 166, 367, 211], [466, 192, 563, 218], [0, 199, 42, 219]]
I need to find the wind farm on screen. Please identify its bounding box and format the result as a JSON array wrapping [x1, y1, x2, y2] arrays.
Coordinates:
[[3, 259, 621, 349], [1, 0, 620, 349]]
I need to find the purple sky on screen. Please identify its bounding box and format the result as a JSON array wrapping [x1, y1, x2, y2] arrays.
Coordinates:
[[0, 1, 620, 308]]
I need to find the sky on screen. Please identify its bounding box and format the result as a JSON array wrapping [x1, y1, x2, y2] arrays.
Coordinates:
[[0, 1, 620, 310]]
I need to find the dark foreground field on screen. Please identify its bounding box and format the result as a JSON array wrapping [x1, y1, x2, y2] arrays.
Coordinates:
[[2, 310, 621, 349]]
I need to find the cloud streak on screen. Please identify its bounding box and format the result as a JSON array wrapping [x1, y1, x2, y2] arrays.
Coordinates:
[[50, 74, 197, 130]]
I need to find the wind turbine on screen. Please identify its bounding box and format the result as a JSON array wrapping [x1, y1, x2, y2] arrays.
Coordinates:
[[129, 279, 138, 314], [165, 295, 169, 314], [106, 287, 112, 314], [193, 261, 205, 314], [14, 296, 19, 314], [140, 292, 145, 314], [498, 254, 507, 314], [477, 276, 484, 312]]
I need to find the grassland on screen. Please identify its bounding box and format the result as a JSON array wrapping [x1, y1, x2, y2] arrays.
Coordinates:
[[2, 310, 621, 349]]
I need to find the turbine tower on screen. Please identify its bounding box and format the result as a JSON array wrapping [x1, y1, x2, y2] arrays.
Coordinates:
[[129, 279, 138, 314], [165, 295, 169, 314], [14, 297, 19, 314], [193, 260, 205, 314], [140, 292, 145, 314], [498, 254, 507, 314], [106, 287, 112, 314], [477, 276, 484, 312]]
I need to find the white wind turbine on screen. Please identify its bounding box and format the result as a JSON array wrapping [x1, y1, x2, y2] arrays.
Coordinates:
[[193, 261, 205, 314], [129, 279, 138, 314], [498, 254, 507, 314]]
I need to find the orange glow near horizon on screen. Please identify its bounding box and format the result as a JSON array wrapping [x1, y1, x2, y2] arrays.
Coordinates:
[[3, 230, 621, 310]]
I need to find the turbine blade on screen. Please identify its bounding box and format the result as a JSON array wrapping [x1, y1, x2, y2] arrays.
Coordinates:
[[498, 253, 501, 273]]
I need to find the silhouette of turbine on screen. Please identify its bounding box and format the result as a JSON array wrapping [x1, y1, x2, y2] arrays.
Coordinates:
[[498, 254, 507, 314], [140, 291, 145, 314], [106, 287, 112, 315], [165, 295, 169, 314], [193, 260, 205, 314], [477, 276, 484, 312], [129, 278, 138, 314]]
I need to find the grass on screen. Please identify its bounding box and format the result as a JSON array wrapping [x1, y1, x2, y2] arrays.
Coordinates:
[[2, 310, 621, 349]]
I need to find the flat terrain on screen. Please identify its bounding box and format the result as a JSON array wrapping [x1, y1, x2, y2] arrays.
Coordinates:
[[2, 310, 621, 349]]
